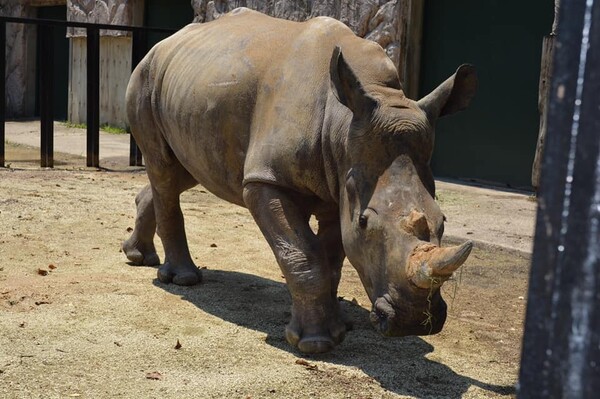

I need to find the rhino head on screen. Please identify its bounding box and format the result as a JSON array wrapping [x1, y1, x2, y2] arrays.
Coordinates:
[[330, 48, 477, 337]]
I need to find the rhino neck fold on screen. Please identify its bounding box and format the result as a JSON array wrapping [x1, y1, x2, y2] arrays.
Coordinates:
[[322, 91, 354, 205]]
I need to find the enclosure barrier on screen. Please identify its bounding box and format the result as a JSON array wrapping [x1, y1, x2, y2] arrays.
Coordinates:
[[0, 16, 176, 168], [518, 0, 600, 397]]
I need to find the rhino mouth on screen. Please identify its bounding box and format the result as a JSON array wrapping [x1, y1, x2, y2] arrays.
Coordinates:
[[369, 293, 447, 337]]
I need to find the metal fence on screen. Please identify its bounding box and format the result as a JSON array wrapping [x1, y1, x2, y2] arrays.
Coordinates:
[[0, 16, 176, 168]]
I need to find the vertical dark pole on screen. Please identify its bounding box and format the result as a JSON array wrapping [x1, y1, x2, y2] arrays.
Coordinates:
[[39, 24, 54, 168], [518, 0, 600, 398], [129, 29, 146, 167], [86, 27, 100, 168], [0, 20, 6, 168]]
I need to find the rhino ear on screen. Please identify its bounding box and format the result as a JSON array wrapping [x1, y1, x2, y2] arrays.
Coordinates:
[[417, 64, 477, 120], [330, 46, 377, 116]]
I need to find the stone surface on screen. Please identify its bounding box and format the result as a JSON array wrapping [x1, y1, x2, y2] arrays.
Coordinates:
[[191, 0, 400, 67], [67, 0, 133, 37], [1, 0, 36, 118]]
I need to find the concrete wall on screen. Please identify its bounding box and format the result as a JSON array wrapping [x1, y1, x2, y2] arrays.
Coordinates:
[[68, 36, 132, 128], [66, 0, 143, 128]]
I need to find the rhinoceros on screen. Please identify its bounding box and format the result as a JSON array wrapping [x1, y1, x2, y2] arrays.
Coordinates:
[[122, 8, 477, 354]]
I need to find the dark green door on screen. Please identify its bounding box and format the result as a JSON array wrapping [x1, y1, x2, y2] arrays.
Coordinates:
[[144, 0, 194, 49], [419, 0, 554, 188], [36, 5, 69, 121]]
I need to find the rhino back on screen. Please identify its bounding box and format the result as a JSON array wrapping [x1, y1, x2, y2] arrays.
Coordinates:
[[128, 8, 395, 206]]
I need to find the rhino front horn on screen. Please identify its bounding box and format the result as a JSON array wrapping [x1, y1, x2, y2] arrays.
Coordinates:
[[407, 241, 473, 289]]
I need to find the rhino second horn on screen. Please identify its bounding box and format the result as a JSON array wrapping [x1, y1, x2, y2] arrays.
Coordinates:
[[407, 241, 473, 289]]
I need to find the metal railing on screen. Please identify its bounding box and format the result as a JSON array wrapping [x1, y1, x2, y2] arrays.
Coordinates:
[[0, 16, 177, 168]]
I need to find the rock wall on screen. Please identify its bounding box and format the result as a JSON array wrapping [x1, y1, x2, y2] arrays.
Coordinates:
[[67, 0, 136, 37], [1, 0, 37, 118], [191, 0, 401, 67]]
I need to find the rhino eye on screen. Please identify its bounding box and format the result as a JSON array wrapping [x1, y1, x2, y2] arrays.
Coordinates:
[[358, 214, 368, 229]]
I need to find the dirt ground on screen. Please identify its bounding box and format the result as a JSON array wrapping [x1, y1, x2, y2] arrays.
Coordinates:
[[0, 144, 530, 398]]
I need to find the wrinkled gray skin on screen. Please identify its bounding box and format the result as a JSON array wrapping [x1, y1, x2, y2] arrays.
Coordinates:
[[122, 8, 477, 354]]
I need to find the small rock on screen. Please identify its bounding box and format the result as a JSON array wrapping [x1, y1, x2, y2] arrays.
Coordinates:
[[210, 243, 218, 248], [145, 371, 162, 380]]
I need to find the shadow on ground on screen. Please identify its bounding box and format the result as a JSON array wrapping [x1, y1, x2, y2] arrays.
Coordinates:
[[153, 269, 515, 398]]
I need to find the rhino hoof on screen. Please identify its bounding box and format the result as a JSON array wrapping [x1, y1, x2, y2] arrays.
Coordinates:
[[129, 251, 160, 266], [298, 336, 335, 354], [157, 263, 202, 286], [122, 240, 160, 266], [286, 324, 345, 354]]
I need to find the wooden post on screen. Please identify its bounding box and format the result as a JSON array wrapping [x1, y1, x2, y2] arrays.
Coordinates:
[[397, 0, 424, 99], [532, 0, 560, 189], [531, 35, 555, 189]]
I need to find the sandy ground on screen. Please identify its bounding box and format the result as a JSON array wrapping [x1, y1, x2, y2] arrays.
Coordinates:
[[0, 144, 530, 398]]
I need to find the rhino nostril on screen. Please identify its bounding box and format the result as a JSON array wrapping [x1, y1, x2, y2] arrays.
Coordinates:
[[375, 307, 388, 321], [373, 296, 395, 320]]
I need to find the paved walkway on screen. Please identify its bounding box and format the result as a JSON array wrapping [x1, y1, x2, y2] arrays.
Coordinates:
[[3, 119, 537, 255]]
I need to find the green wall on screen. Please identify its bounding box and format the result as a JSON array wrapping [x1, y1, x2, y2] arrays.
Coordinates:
[[144, 0, 194, 49], [419, 0, 555, 189]]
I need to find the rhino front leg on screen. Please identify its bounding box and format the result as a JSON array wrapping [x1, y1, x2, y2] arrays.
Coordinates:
[[243, 183, 346, 354], [122, 184, 160, 266], [316, 216, 345, 301]]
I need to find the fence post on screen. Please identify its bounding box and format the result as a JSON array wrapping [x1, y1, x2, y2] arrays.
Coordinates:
[[0, 20, 5, 168], [129, 29, 146, 167], [39, 24, 54, 168], [518, 0, 600, 397], [86, 27, 100, 168]]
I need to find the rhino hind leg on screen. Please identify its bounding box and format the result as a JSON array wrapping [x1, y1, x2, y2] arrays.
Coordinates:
[[142, 158, 201, 286], [243, 183, 347, 354], [122, 184, 160, 266]]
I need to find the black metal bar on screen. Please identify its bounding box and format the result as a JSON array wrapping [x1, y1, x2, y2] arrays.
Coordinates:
[[0, 16, 175, 168], [0, 16, 176, 34], [129, 29, 147, 167], [0, 20, 6, 168], [39, 24, 54, 168], [86, 27, 100, 168], [518, 0, 600, 397]]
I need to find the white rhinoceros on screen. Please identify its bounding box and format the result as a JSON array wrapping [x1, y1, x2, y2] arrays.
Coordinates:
[[123, 8, 477, 354]]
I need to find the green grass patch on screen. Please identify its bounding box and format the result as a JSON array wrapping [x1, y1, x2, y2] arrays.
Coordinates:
[[62, 121, 87, 130], [61, 121, 129, 135], [100, 124, 128, 135]]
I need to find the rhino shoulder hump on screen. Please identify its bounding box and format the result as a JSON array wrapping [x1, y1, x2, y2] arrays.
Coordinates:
[[306, 15, 353, 35]]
